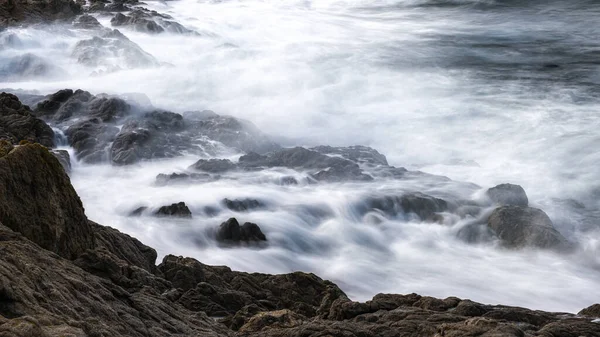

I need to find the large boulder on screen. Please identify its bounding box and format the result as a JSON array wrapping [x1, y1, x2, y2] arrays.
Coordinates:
[[486, 183, 529, 207], [358, 192, 448, 221], [215, 217, 267, 244], [487, 206, 571, 250], [110, 9, 196, 35], [154, 202, 192, 218], [0, 144, 94, 259], [65, 117, 120, 163], [0, 92, 55, 147], [0, 0, 81, 27]]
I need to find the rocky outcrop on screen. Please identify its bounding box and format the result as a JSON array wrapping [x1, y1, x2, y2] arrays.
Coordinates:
[[358, 192, 449, 222], [311, 145, 388, 166], [71, 29, 159, 70], [0, 144, 93, 259], [72, 14, 101, 29], [486, 183, 529, 207], [216, 218, 267, 244], [0, 134, 598, 337], [190, 158, 237, 173], [0, 0, 81, 28], [487, 206, 571, 250], [0, 92, 55, 147], [223, 198, 266, 212], [110, 9, 196, 35], [155, 202, 193, 218]]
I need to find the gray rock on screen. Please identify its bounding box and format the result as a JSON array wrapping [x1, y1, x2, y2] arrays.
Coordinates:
[[154, 202, 192, 218], [311, 145, 388, 166], [487, 206, 572, 250], [190, 158, 237, 173], [0, 53, 63, 80], [223, 198, 266, 212], [50, 149, 71, 172], [486, 183, 529, 207], [73, 14, 101, 29], [0, 92, 55, 147], [359, 193, 448, 221]]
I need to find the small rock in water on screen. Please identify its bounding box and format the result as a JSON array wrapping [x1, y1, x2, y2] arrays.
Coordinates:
[[216, 217, 267, 244], [154, 202, 192, 218], [223, 198, 266, 212], [189, 158, 237, 173], [130, 206, 148, 216], [486, 183, 528, 207]]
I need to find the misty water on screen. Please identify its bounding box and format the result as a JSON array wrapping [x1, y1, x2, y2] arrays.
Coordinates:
[[2, 0, 600, 313]]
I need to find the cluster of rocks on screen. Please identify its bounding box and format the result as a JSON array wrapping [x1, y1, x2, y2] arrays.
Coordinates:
[[1, 90, 278, 165], [0, 142, 598, 337]]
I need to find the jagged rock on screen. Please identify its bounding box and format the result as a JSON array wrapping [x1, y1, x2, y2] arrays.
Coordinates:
[[578, 303, 600, 317], [0, 92, 55, 147], [111, 12, 164, 33], [190, 158, 237, 173], [154, 202, 192, 218], [487, 206, 571, 250], [71, 29, 159, 69], [72, 14, 101, 29], [191, 115, 280, 154], [216, 218, 266, 244], [65, 118, 120, 163], [0, 144, 94, 259], [312, 145, 389, 166], [223, 198, 266, 212], [486, 183, 529, 207], [110, 110, 190, 165], [0, 53, 64, 80], [34, 89, 128, 123], [156, 172, 215, 185], [238, 309, 305, 333], [239, 147, 373, 182], [0, 0, 82, 27], [50, 149, 71, 172], [0, 139, 13, 157], [359, 192, 448, 221]]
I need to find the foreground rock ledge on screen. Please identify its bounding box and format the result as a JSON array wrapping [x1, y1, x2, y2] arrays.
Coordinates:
[[0, 145, 598, 337]]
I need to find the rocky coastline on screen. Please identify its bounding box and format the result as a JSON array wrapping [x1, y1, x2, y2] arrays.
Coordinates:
[[1, 0, 600, 336]]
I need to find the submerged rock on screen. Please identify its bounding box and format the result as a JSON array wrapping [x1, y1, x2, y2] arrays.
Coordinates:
[[0, 92, 55, 147], [154, 202, 192, 218], [190, 158, 237, 173], [223, 198, 266, 212], [487, 206, 571, 250], [360, 192, 448, 221], [0, 53, 64, 80], [312, 145, 388, 166], [486, 183, 529, 207], [73, 14, 101, 29]]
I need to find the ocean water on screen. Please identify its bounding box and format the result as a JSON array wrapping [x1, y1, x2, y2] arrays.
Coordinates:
[[2, 0, 600, 313]]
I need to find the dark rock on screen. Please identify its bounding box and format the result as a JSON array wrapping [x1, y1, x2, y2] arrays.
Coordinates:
[[156, 172, 214, 185], [223, 198, 266, 212], [0, 53, 63, 80], [216, 218, 267, 243], [360, 192, 448, 221], [312, 145, 389, 166], [0, 139, 13, 157], [110, 110, 188, 165], [50, 149, 71, 172], [487, 206, 571, 250], [0, 0, 82, 27], [238, 309, 305, 333], [111, 12, 164, 34], [0, 92, 55, 147], [65, 117, 120, 163], [73, 14, 101, 29], [279, 176, 298, 185], [34, 88, 127, 123], [578, 303, 600, 317], [239, 147, 373, 182], [486, 183, 529, 207], [0, 144, 94, 259], [71, 29, 159, 69], [190, 158, 237, 173], [154, 202, 192, 218]]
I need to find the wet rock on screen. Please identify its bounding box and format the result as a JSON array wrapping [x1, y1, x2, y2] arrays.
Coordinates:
[[486, 183, 528, 207], [191, 115, 280, 154], [0, 53, 63, 80], [111, 12, 164, 34], [71, 29, 159, 70], [34, 88, 127, 123], [73, 14, 101, 29], [487, 206, 571, 250], [279, 176, 298, 185], [239, 309, 305, 333], [216, 218, 267, 243], [578, 303, 600, 317], [312, 145, 388, 166], [50, 149, 71, 172], [190, 158, 237, 173], [129, 206, 148, 216], [0, 144, 94, 259], [0, 33, 22, 48], [360, 192, 448, 221], [0, 0, 82, 27], [65, 118, 120, 163], [110, 110, 190, 165], [223, 198, 266, 212], [156, 172, 214, 185], [239, 147, 373, 182], [0, 92, 55, 147], [154, 202, 192, 218]]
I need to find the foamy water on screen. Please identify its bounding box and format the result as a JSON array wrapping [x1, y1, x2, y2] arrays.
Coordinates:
[[2, 0, 600, 313]]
